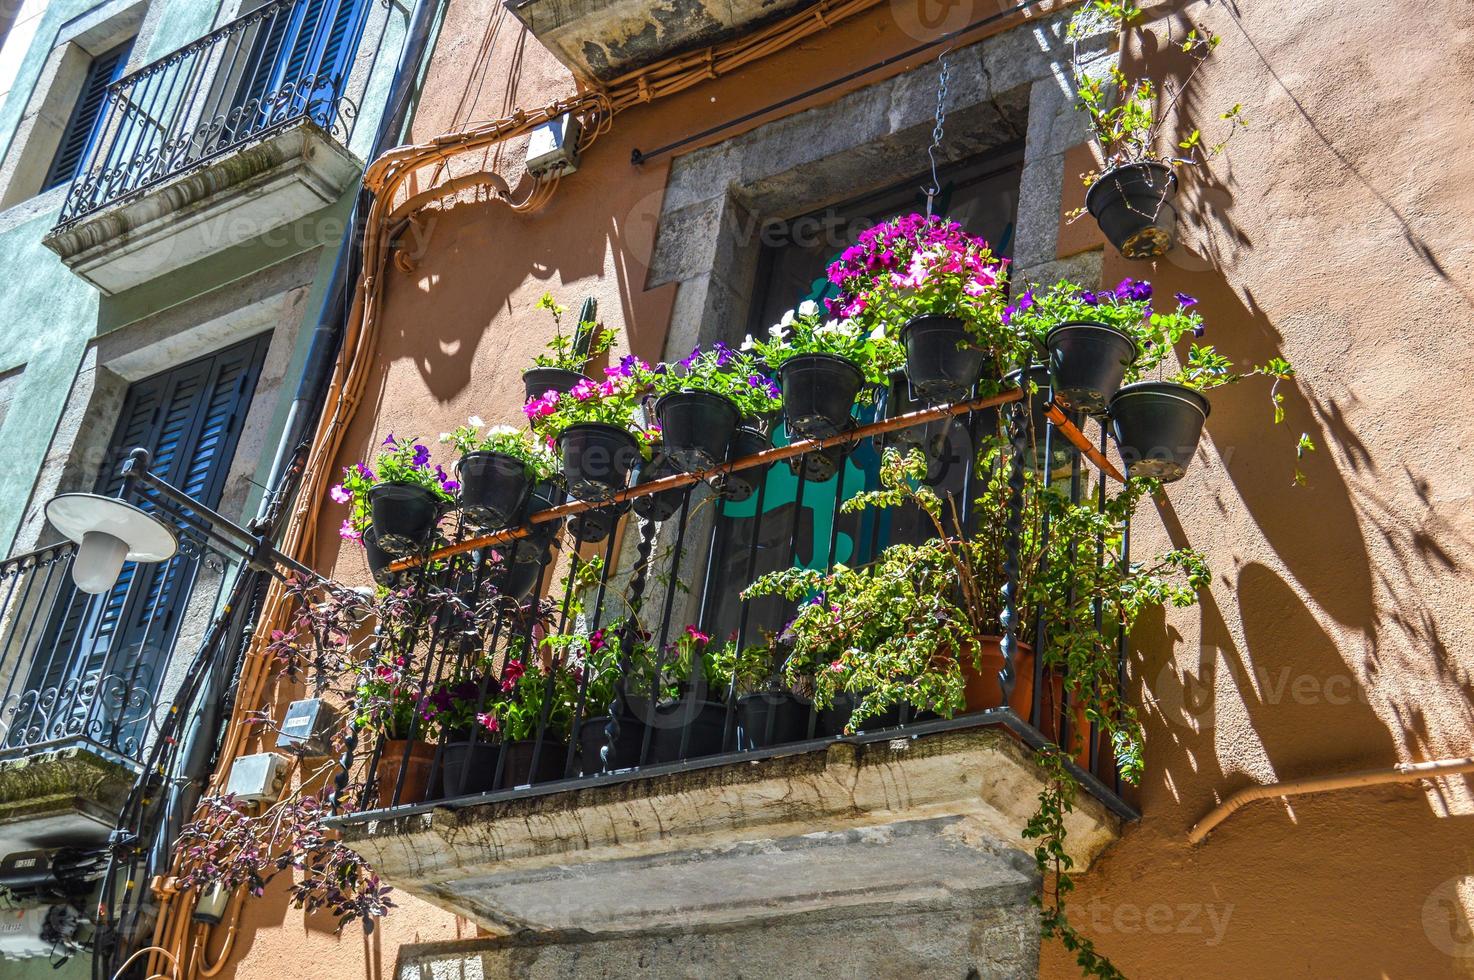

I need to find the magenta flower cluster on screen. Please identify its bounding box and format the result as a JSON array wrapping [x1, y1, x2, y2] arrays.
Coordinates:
[[823, 214, 1006, 320]]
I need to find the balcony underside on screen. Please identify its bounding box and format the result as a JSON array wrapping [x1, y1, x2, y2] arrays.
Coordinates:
[[0, 744, 135, 853], [43, 120, 360, 295], [505, 0, 822, 82], [338, 724, 1119, 942]]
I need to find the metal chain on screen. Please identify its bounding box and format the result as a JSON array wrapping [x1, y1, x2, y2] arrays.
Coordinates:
[[923, 50, 951, 217]]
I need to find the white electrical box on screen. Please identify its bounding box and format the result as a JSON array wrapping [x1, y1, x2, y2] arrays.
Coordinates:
[[526, 114, 582, 177], [225, 752, 289, 804], [275, 697, 339, 756]]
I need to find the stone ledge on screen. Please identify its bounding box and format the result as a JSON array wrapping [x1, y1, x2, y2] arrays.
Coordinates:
[[0, 744, 136, 850], [42, 120, 361, 295], [341, 726, 1119, 937]]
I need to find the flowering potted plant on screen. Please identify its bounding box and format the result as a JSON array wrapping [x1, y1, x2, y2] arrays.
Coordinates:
[[825, 214, 1021, 402], [1069, 1, 1246, 258], [1110, 344, 1308, 482], [332, 435, 457, 555], [425, 669, 503, 797], [713, 636, 813, 750], [524, 357, 652, 501], [650, 342, 782, 472], [649, 625, 730, 761], [522, 293, 617, 402], [491, 655, 577, 785], [440, 417, 557, 530], [564, 623, 662, 775], [747, 301, 901, 439], [1005, 277, 1203, 413], [352, 658, 436, 807]]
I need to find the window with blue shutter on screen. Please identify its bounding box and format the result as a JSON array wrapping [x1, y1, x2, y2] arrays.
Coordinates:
[[228, 0, 368, 139], [42, 38, 134, 193], [15, 334, 270, 753]]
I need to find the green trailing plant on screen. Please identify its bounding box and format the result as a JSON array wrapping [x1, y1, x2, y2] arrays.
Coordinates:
[[1068, 0, 1246, 186], [1169, 344, 1316, 485], [651, 342, 783, 417], [706, 635, 783, 697], [531, 292, 618, 371], [745, 300, 903, 388], [439, 417, 558, 481]]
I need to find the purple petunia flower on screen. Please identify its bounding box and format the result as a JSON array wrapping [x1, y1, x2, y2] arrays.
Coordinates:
[[1175, 292, 1198, 308], [412, 444, 431, 467], [1192, 325, 1205, 338], [382, 433, 398, 448], [679, 345, 701, 370], [1080, 291, 1100, 306], [713, 341, 735, 367]]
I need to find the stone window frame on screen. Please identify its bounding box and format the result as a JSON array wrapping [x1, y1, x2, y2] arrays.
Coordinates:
[[632, 10, 1104, 628], [0, 0, 151, 213]]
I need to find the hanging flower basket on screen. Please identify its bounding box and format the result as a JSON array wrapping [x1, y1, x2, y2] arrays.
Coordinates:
[[362, 527, 403, 587], [522, 366, 589, 404], [568, 506, 619, 544], [778, 353, 864, 440], [1045, 320, 1138, 415], [900, 314, 987, 403], [367, 482, 441, 555], [1086, 162, 1179, 260], [787, 440, 849, 482], [557, 422, 640, 502], [456, 451, 532, 530], [655, 389, 740, 472], [715, 425, 772, 502], [1108, 380, 1210, 482]]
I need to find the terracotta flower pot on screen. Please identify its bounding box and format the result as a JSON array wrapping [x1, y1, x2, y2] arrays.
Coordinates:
[[960, 636, 1090, 765], [373, 738, 435, 808]]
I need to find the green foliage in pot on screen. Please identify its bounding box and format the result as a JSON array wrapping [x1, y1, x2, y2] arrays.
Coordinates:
[[439, 417, 558, 481], [531, 292, 618, 371], [650, 342, 783, 417], [489, 654, 581, 742], [745, 300, 903, 388], [1068, 0, 1246, 185]]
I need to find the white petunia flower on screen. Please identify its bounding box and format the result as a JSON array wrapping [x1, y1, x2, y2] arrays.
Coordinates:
[[797, 299, 819, 318], [740, 334, 757, 351], [815, 321, 838, 335], [438, 432, 452, 443], [868, 324, 887, 341], [488, 424, 521, 437], [838, 319, 859, 337], [769, 324, 789, 341], [467, 415, 485, 429], [780, 309, 796, 327]]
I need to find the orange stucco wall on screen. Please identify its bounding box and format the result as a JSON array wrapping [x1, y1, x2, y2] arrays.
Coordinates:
[[217, 0, 1474, 976]]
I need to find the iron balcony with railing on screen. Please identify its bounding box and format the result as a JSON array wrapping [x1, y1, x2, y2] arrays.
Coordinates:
[[326, 385, 1139, 824], [43, 0, 376, 293]]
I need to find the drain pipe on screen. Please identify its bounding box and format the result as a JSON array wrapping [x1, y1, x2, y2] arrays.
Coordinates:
[[1188, 756, 1474, 844], [257, 0, 446, 517]]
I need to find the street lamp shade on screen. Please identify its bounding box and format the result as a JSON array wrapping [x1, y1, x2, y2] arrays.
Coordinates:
[[44, 494, 178, 594]]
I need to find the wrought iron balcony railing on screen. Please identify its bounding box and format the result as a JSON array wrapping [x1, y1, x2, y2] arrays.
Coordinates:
[[53, 0, 369, 229], [327, 386, 1141, 823], [0, 532, 227, 763]]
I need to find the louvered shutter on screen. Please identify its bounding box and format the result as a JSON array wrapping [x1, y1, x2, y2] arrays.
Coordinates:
[[42, 39, 133, 192], [21, 334, 269, 751]]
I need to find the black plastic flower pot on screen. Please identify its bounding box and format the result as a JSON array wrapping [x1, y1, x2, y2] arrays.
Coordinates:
[[366, 482, 441, 555], [1108, 381, 1210, 482], [649, 699, 729, 763], [736, 691, 812, 749], [567, 506, 619, 543], [1045, 321, 1139, 415], [778, 353, 864, 440], [816, 695, 902, 737], [1003, 364, 1074, 475], [515, 481, 565, 558], [577, 713, 650, 775], [558, 422, 640, 502], [456, 451, 531, 531], [522, 367, 589, 404], [498, 739, 569, 787], [503, 551, 549, 600], [786, 440, 849, 482], [901, 314, 987, 403], [438, 740, 501, 797], [715, 425, 771, 502], [655, 390, 740, 472], [362, 527, 403, 588], [876, 369, 954, 456], [632, 454, 686, 521], [1085, 162, 1179, 260]]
